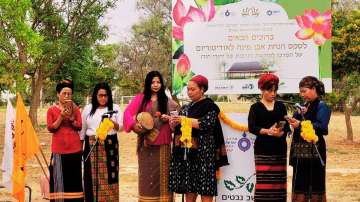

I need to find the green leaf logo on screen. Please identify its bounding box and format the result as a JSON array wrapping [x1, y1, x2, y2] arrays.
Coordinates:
[[224, 180, 236, 191], [246, 183, 254, 193], [236, 176, 245, 185]]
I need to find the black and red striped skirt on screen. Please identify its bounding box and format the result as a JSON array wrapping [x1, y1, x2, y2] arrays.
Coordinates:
[[254, 154, 287, 202]]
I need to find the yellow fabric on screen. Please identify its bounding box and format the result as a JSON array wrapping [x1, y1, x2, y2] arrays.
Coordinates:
[[180, 117, 193, 148], [96, 118, 114, 142], [12, 93, 40, 202], [218, 111, 248, 132]]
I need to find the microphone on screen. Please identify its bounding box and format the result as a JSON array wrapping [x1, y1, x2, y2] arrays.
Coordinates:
[[104, 110, 118, 115], [294, 103, 305, 110], [101, 110, 118, 119]]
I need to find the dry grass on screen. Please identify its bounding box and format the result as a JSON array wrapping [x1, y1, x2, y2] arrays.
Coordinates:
[[0, 107, 359, 202]]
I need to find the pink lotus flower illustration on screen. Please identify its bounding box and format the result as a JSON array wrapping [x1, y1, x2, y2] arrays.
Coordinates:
[[176, 54, 191, 77], [172, 0, 215, 41], [295, 9, 332, 45]]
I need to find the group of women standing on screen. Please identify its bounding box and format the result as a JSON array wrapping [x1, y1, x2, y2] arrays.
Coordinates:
[[47, 81, 122, 202], [249, 74, 331, 202], [122, 72, 228, 202], [47, 71, 228, 202], [46, 71, 331, 202]]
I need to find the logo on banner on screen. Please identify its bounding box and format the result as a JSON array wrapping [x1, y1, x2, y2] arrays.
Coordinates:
[[266, 9, 281, 16], [222, 173, 256, 200], [238, 132, 251, 152], [224, 175, 255, 193]]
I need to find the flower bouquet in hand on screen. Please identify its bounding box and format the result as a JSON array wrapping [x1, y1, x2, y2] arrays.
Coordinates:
[[300, 120, 324, 166]]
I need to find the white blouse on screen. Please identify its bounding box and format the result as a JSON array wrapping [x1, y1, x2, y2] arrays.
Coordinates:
[[80, 104, 123, 140]]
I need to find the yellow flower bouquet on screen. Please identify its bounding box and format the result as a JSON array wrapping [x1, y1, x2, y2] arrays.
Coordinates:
[[300, 120, 318, 143], [96, 118, 114, 142], [180, 117, 193, 148]]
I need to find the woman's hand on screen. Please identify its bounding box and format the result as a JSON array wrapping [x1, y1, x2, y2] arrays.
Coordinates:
[[270, 125, 284, 137], [169, 115, 181, 126], [133, 122, 144, 134], [160, 114, 170, 122], [287, 117, 300, 129], [261, 124, 284, 137], [60, 106, 67, 118]]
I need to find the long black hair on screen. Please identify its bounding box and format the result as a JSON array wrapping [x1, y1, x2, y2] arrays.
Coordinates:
[[90, 82, 113, 116], [140, 71, 168, 114]]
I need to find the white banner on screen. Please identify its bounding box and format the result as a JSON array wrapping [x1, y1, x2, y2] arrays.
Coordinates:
[[217, 113, 256, 202], [171, 0, 332, 95], [1, 98, 15, 192], [184, 0, 319, 95]]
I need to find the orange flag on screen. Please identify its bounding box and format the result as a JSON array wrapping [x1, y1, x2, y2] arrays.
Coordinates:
[[12, 93, 40, 202]]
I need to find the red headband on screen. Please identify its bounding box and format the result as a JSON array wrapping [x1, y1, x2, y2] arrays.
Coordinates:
[[190, 75, 208, 92], [258, 73, 279, 90]]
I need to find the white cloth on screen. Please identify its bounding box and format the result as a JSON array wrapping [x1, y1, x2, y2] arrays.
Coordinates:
[[1, 98, 15, 192], [80, 104, 123, 140]]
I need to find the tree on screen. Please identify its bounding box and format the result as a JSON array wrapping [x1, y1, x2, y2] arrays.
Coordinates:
[[115, 0, 172, 95], [0, 0, 117, 125], [332, 3, 360, 141], [44, 44, 118, 107]]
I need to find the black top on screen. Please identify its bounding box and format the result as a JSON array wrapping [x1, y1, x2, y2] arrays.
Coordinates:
[[290, 99, 331, 164], [248, 101, 289, 155], [174, 98, 229, 169]]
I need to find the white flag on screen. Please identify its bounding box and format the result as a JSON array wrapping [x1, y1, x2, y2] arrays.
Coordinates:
[[1, 98, 15, 192]]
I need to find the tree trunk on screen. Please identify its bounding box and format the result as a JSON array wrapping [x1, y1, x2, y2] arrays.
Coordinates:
[[342, 101, 353, 142], [29, 69, 44, 127]]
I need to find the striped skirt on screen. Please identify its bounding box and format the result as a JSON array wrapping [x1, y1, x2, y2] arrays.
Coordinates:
[[49, 152, 84, 202], [255, 154, 287, 202], [138, 143, 173, 202], [83, 135, 119, 202]]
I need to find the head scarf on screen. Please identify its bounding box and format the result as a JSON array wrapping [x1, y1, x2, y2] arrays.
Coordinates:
[[257, 73, 279, 90], [190, 75, 208, 92]]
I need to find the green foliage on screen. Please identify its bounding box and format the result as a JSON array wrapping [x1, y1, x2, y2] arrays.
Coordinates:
[[214, 0, 241, 6], [333, 7, 360, 78], [0, 0, 117, 101], [331, 3, 360, 113], [115, 0, 172, 95]]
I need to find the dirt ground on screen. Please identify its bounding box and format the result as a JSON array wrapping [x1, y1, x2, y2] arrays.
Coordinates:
[[0, 108, 359, 202]]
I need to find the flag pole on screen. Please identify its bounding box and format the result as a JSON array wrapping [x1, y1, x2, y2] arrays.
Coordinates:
[[38, 147, 49, 168], [34, 154, 49, 182]]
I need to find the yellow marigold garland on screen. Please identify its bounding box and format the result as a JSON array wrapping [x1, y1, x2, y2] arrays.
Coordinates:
[[96, 118, 114, 142], [180, 117, 193, 148], [218, 111, 248, 132], [300, 120, 318, 143]]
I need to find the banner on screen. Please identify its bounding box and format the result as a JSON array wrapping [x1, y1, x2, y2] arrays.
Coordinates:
[[172, 0, 331, 96], [218, 113, 256, 202], [1, 98, 15, 192]]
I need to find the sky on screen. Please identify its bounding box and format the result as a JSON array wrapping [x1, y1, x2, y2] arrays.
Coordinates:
[[101, 0, 141, 44]]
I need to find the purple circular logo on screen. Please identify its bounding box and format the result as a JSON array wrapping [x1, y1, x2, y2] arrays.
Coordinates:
[[238, 132, 251, 152]]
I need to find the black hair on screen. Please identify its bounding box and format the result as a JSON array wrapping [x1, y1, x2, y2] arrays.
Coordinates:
[[299, 76, 325, 97], [56, 80, 74, 93], [140, 71, 168, 115], [90, 82, 113, 116], [261, 80, 279, 91]]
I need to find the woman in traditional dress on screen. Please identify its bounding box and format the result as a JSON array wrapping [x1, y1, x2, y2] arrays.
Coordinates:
[[288, 76, 331, 202], [81, 82, 122, 202], [123, 70, 178, 202], [169, 75, 229, 202], [47, 80, 84, 201], [248, 73, 290, 202]]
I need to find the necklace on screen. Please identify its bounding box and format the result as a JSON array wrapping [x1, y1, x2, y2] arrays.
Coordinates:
[[261, 99, 275, 111]]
